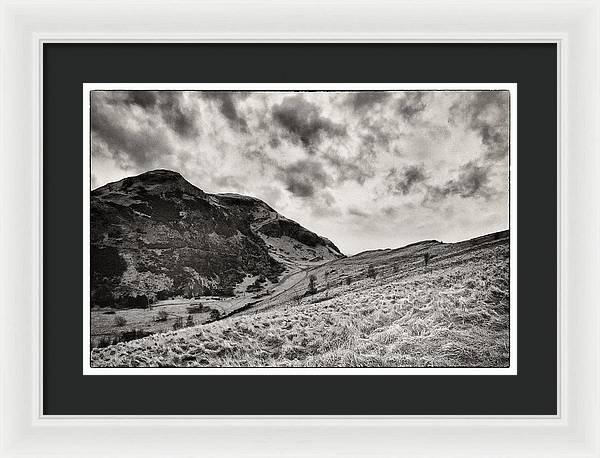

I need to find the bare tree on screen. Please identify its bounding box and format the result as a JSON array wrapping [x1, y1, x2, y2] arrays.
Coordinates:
[[367, 264, 377, 279], [307, 274, 317, 295], [292, 288, 302, 307], [185, 314, 195, 327], [423, 252, 431, 267]]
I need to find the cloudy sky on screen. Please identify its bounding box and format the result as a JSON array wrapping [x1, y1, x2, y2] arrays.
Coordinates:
[[91, 89, 510, 255]]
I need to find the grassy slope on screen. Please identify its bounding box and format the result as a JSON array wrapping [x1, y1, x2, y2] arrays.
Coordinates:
[[91, 231, 510, 368]]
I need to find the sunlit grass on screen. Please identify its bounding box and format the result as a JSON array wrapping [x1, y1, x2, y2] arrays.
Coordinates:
[[91, 241, 509, 368]]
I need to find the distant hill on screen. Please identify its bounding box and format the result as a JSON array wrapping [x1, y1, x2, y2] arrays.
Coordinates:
[[90, 169, 343, 307], [244, 229, 509, 316]]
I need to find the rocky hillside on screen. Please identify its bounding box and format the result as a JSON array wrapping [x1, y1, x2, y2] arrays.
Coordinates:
[[91, 230, 510, 368], [91, 169, 343, 308]]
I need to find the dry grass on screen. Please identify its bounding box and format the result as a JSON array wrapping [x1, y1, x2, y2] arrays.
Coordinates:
[[90, 296, 251, 348], [91, 239, 509, 368]]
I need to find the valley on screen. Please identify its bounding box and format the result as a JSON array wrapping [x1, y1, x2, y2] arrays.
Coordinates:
[[91, 229, 510, 367]]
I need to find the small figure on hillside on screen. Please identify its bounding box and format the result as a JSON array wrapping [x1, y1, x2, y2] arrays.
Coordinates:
[[423, 252, 431, 267]]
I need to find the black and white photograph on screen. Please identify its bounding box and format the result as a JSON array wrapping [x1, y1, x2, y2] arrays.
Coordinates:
[[3, 1, 591, 452], [86, 85, 514, 371]]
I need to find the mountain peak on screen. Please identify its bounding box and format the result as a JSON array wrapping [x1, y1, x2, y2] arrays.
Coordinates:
[[95, 169, 206, 198], [127, 169, 189, 186], [137, 169, 183, 179]]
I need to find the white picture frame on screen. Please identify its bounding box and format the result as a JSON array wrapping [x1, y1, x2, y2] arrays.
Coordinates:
[[0, 0, 598, 456]]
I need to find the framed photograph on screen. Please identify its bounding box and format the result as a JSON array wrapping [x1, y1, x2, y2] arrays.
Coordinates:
[[1, 1, 599, 457], [84, 82, 516, 376]]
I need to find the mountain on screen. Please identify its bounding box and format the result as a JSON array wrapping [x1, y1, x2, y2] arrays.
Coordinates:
[[90, 169, 343, 308]]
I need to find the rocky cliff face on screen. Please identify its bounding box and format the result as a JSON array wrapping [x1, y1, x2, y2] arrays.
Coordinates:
[[90, 170, 343, 307]]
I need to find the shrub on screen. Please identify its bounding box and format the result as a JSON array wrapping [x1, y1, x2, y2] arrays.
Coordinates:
[[220, 288, 235, 297], [423, 252, 431, 267], [96, 335, 119, 348], [289, 288, 302, 307], [156, 310, 168, 322], [186, 303, 204, 314], [367, 264, 377, 278], [120, 294, 150, 309], [246, 278, 264, 293], [136, 295, 149, 309], [186, 315, 195, 327], [114, 315, 127, 327], [120, 328, 151, 342], [208, 309, 221, 321], [91, 285, 116, 308], [172, 316, 184, 330], [156, 290, 170, 301], [307, 274, 317, 295], [345, 276, 352, 285]]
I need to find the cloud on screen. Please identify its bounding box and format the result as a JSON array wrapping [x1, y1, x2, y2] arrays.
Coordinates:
[[450, 91, 509, 162], [272, 95, 346, 153], [308, 191, 339, 217], [323, 150, 374, 185], [122, 91, 198, 138], [397, 92, 427, 122], [359, 120, 398, 154], [278, 159, 332, 198], [91, 90, 509, 255], [387, 165, 428, 195], [212, 175, 244, 190], [91, 92, 177, 170], [348, 206, 369, 217], [123, 91, 157, 109], [202, 92, 249, 132], [344, 92, 391, 112], [381, 206, 398, 217], [426, 161, 493, 201]]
